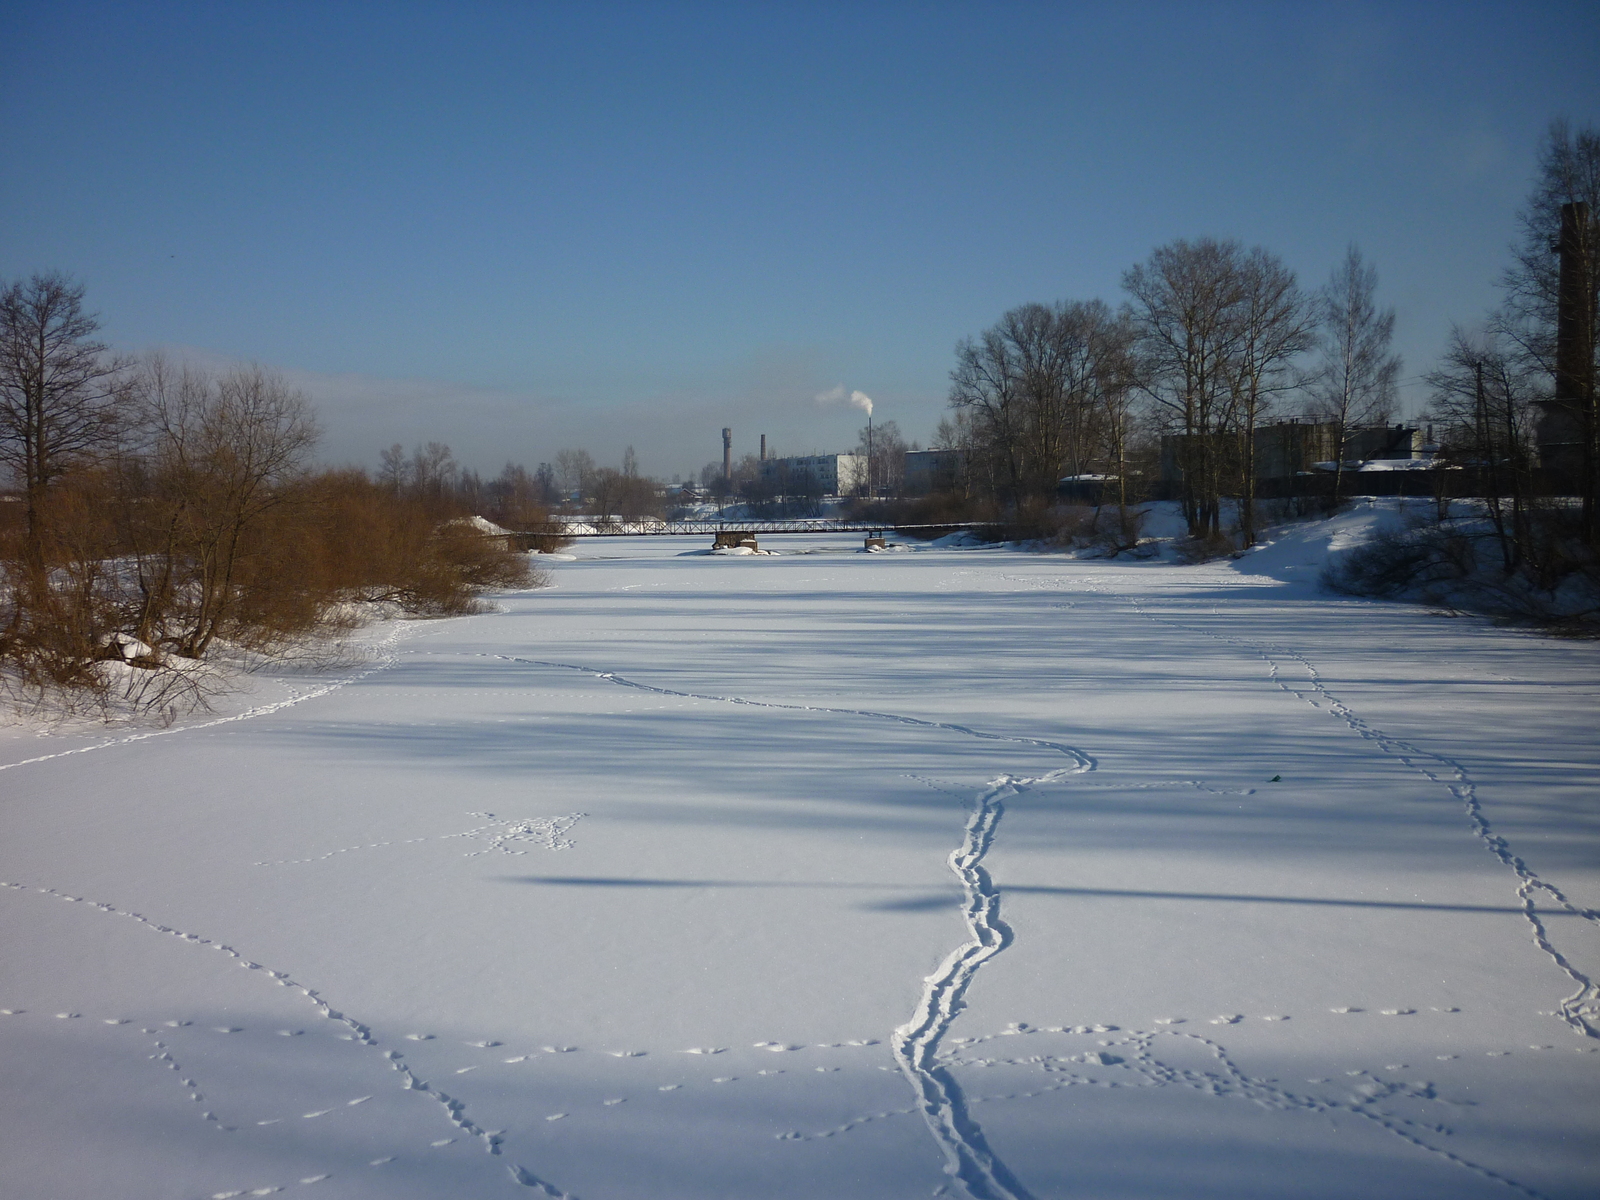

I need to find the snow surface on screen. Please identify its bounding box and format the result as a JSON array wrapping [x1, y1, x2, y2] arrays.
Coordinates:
[[1312, 459, 1440, 472], [2, 523, 1597, 1200]]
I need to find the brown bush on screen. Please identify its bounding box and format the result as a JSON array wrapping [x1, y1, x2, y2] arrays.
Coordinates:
[[4, 458, 545, 716], [295, 470, 541, 616]]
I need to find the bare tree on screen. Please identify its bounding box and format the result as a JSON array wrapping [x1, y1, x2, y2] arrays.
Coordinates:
[[949, 322, 1027, 501], [948, 300, 1135, 509], [134, 361, 319, 656], [1425, 328, 1539, 573], [409, 441, 456, 508], [487, 461, 548, 528], [535, 461, 557, 504], [589, 463, 662, 522], [1078, 310, 1140, 532], [1313, 246, 1401, 504], [933, 410, 971, 452], [0, 273, 125, 569], [554, 448, 595, 499], [857, 418, 907, 495], [1124, 238, 1249, 538], [1230, 248, 1317, 544], [588, 467, 624, 522], [378, 443, 408, 495], [1005, 303, 1071, 497]]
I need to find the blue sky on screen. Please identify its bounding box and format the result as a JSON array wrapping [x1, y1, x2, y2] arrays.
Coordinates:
[[3, 1, 1596, 478]]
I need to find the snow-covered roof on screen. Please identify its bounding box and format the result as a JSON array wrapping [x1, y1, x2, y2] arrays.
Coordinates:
[[454, 515, 513, 535]]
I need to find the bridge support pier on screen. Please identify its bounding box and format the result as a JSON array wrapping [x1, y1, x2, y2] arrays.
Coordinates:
[[713, 531, 759, 551]]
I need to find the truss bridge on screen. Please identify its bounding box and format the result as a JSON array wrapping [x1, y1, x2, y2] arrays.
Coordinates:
[[510, 518, 993, 550]]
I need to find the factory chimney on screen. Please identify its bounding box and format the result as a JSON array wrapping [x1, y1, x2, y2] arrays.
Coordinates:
[[1556, 202, 1594, 413], [722, 427, 732, 485], [1549, 202, 1597, 537], [760, 434, 767, 461]]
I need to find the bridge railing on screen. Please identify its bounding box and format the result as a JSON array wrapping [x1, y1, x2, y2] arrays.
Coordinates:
[[509, 519, 995, 539]]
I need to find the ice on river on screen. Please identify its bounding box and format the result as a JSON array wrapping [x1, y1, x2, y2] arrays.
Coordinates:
[[1, 524, 1597, 1199]]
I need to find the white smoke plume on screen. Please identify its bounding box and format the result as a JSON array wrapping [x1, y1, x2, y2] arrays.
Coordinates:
[[814, 385, 873, 417]]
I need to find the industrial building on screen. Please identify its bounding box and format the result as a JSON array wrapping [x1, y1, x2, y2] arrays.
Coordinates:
[[903, 449, 967, 495], [756, 453, 868, 496], [1160, 421, 1426, 485]]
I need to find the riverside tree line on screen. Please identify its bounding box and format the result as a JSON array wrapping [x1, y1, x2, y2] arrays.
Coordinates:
[[0, 289, 539, 712], [934, 241, 1398, 547], [922, 122, 1597, 610]]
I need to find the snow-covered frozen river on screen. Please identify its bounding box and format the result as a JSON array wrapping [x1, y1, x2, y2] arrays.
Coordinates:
[[3, 532, 1597, 1199]]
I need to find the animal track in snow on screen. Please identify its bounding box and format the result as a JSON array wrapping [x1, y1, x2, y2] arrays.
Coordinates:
[[752, 1005, 1532, 1192], [485, 654, 1096, 773], [1151, 607, 1600, 1039], [254, 811, 583, 868], [455, 812, 585, 856], [1063, 571, 1600, 1043], [0, 879, 569, 1189], [210, 1187, 321, 1199], [920, 1020, 1548, 1198]]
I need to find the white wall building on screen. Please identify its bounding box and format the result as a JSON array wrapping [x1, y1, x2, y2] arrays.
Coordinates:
[[757, 453, 868, 496]]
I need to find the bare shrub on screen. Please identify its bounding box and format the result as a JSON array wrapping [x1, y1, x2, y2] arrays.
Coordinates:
[[1169, 531, 1238, 564], [2, 360, 549, 719], [297, 470, 542, 616], [1326, 511, 1600, 630]]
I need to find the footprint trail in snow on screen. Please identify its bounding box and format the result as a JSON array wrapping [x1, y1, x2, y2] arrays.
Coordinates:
[[1120, 593, 1600, 1040], [486, 653, 1094, 1200], [891, 770, 1084, 1200]]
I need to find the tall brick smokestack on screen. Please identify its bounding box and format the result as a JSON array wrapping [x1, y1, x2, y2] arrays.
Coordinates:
[[1554, 202, 1597, 534], [722, 427, 732, 483], [760, 434, 766, 461], [1556, 202, 1594, 411]]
